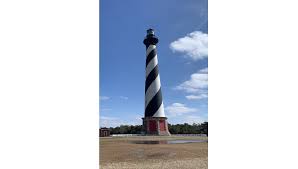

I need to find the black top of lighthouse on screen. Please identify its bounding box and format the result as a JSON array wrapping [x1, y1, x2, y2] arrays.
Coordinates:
[[143, 28, 159, 46]]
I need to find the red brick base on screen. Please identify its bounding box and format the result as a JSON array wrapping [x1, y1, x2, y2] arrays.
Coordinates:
[[142, 117, 171, 136]]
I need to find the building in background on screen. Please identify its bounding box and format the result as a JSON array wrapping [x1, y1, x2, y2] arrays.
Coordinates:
[[99, 128, 110, 137]]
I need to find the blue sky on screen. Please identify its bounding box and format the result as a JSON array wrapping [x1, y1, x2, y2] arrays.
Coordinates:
[[100, 0, 208, 127]]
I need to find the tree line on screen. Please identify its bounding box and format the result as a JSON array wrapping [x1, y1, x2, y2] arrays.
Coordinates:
[[106, 122, 208, 135]]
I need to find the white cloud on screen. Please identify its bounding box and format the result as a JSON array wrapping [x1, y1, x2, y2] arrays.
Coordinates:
[[100, 116, 119, 127], [100, 116, 117, 120], [100, 115, 142, 128], [170, 31, 208, 60], [175, 68, 208, 94], [100, 96, 110, 100], [199, 67, 208, 73], [165, 103, 198, 117], [119, 96, 128, 100], [186, 94, 208, 100], [100, 108, 112, 112], [184, 115, 205, 124], [167, 115, 206, 125]]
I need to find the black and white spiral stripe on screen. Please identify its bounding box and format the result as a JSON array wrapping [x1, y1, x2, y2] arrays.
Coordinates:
[[145, 44, 165, 117]]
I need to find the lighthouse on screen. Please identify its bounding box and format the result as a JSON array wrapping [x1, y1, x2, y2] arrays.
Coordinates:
[[142, 28, 171, 136]]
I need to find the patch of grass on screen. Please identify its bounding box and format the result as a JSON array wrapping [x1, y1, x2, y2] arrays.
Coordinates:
[[100, 158, 208, 169]]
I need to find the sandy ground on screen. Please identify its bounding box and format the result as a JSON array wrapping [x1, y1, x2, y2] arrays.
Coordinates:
[[100, 136, 208, 169]]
